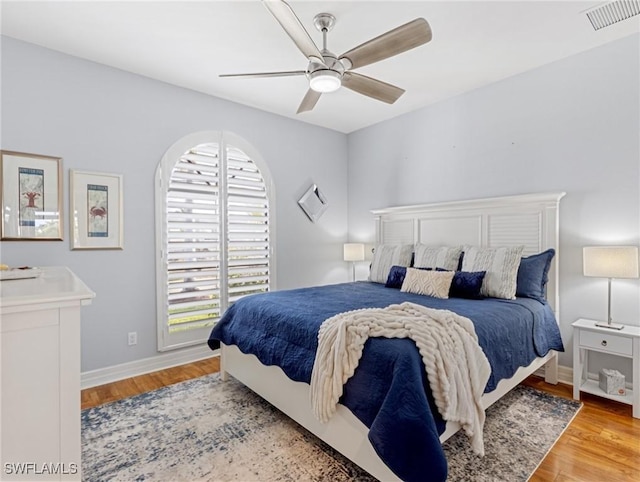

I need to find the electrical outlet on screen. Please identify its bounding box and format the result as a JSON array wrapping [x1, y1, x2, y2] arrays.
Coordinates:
[[128, 332, 137, 346]]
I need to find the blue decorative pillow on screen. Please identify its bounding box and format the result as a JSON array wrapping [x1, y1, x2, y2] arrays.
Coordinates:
[[386, 265, 486, 299], [448, 270, 486, 299], [385, 265, 408, 289], [516, 249, 555, 302]]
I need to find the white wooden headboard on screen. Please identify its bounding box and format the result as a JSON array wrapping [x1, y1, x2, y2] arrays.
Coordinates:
[[371, 192, 566, 315]]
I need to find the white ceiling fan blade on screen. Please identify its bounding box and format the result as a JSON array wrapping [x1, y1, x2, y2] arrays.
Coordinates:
[[263, 0, 324, 63], [342, 72, 405, 104], [339, 18, 432, 70], [219, 70, 306, 79], [297, 89, 322, 114]]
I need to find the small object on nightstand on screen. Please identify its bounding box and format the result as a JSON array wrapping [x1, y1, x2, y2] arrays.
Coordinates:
[[599, 368, 626, 396]]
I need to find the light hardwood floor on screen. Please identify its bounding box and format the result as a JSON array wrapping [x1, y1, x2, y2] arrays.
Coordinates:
[[82, 357, 640, 481]]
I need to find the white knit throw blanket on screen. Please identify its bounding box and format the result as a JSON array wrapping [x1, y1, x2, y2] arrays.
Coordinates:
[[310, 302, 492, 455]]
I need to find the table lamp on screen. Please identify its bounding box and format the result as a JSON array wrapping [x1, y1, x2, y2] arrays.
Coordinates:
[[583, 246, 639, 330], [344, 243, 365, 282]]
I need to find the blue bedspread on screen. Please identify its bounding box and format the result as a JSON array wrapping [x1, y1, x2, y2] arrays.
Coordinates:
[[208, 282, 564, 482]]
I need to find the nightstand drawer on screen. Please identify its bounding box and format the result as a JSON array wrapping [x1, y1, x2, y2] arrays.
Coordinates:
[[580, 330, 633, 356]]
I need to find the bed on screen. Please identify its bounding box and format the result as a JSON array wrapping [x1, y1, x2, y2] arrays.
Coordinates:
[[208, 192, 566, 481]]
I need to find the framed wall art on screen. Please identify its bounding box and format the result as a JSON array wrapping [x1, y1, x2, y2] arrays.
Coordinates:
[[298, 184, 328, 223], [1, 150, 63, 240], [70, 170, 123, 250]]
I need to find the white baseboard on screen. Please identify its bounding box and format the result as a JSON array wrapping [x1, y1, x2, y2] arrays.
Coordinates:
[[534, 364, 573, 386], [558, 364, 573, 385], [81, 344, 220, 389]]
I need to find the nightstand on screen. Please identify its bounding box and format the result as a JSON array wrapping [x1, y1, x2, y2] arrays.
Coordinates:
[[572, 318, 640, 418]]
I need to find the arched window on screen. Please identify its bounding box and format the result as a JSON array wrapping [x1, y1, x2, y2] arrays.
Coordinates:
[[155, 131, 273, 351]]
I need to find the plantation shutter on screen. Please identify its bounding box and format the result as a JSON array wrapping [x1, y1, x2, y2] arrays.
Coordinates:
[[226, 146, 270, 303], [157, 134, 272, 351], [165, 144, 221, 344]]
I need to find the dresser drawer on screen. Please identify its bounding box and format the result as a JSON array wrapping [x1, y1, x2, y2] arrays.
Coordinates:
[[580, 330, 633, 356]]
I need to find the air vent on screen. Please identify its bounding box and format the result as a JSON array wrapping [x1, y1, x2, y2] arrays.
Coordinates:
[[585, 0, 640, 31]]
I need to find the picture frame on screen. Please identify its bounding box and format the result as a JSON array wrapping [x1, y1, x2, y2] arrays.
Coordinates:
[[298, 184, 328, 223], [1, 150, 63, 240], [70, 170, 123, 250]]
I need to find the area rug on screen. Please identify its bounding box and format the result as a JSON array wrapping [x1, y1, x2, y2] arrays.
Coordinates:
[[82, 374, 581, 481]]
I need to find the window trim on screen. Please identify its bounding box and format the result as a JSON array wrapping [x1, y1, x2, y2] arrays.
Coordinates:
[[155, 130, 276, 352]]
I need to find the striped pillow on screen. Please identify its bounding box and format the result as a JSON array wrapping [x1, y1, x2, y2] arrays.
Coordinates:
[[414, 244, 463, 270], [461, 246, 524, 299], [369, 244, 413, 283]]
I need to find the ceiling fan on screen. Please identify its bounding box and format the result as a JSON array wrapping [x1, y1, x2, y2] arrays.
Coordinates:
[[220, 0, 432, 114]]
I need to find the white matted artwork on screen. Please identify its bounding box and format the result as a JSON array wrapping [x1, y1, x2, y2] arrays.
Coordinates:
[[298, 184, 328, 222], [1, 150, 63, 240], [70, 170, 123, 250]]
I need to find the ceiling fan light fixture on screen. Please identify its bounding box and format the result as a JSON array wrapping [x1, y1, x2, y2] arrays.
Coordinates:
[[309, 70, 341, 93]]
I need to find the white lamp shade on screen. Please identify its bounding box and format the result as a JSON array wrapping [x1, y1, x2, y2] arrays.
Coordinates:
[[344, 243, 365, 262], [583, 246, 639, 279]]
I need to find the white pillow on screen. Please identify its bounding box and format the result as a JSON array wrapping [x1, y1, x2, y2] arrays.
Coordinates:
[[400, 268, 455, 299], [369, 244, 413, 283], [462, 246, 524, 299], [414, 244, 462, 270]]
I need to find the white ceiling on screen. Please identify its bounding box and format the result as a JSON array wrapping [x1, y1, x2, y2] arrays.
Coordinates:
[[1, 1, 639, 133]]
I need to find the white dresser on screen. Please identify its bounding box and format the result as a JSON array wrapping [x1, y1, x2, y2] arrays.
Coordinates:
[[1, 267, 94, 481]]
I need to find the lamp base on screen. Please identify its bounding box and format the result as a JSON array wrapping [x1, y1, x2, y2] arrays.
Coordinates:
[[594, 321, 625, 330]]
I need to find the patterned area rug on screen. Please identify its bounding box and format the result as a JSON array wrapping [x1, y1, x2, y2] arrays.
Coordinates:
[[82, 374, 581, 481]]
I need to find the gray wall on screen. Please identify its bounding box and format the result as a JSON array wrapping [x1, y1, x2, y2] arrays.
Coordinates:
[[0, 37, 349, 372], [348, 34, 640, 373]]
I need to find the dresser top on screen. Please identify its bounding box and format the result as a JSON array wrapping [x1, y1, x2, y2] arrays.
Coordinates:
[[0, 266, 95, 309]]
